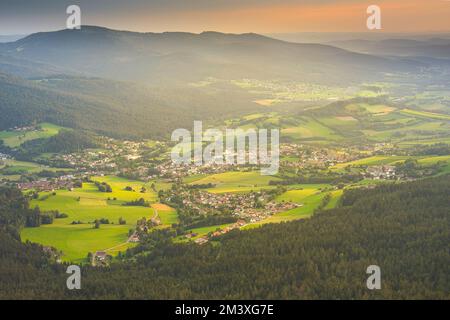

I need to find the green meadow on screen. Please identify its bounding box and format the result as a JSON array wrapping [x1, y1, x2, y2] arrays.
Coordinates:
[[175, 223, 234, 243], [332, 156, 410, 169], [332, 155, 450, 170], [189, 171, 280, 193], [21, 176, 177, 263], [223, 102, 450, 146], [0, 159, 72, 173], [281, 117, 340, 142], [244, 184, 341, 228], [0, 123, 63, 147], [400, 109, 450, 121], [0, 160, 72, 182]]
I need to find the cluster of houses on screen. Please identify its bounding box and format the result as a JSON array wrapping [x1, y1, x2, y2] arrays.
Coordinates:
[[191, 219, 248, 245], [365, 165, 396, 180], [178, 190, 260, 214], [8, 125, 40, 132], [233, 201, 300, 223], [47, 139, 151, 174], [280, 144, 361, 169], [54, 151, 117, 171], [0, 153, 10, 161], [155, 161, 238, 180], [167, 187, 299, 225], [134, 215, 162, 235], [17, 176, 76, 192]]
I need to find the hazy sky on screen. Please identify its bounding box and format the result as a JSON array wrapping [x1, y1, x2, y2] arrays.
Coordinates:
[[0, 0, 449, 35]]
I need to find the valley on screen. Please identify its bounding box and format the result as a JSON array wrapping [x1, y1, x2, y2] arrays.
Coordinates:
[[0, 24, 449, 300], [1, 93, 449, 263]]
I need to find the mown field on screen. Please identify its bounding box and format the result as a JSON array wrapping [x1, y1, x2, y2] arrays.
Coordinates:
[[183, 174, 341, 236], [237, 102, 450, 145], [0, 159, 72, 174], [0, 159, 73, 182], [332, 155, 450, 170], [21, 176, 177, 263], [0, 123, 63, 147], [256, 185, 341, 225], [187, 171, 280, 193]]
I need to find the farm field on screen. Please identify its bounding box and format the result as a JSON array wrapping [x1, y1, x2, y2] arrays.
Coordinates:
[[0, 159, 72, 176], [152, 203, 179, 226], [362, 120, 450, 142], [223, 102, 450, 146], [361, 104, 396, 115], [249, 192, 328, 226], [21, 176, 176, 263], [244, 184, 341, 228], [398, 137, 450, 146], [281, 117, 340, 142], [274, 184, 330, 203], [400, 109, 450, 121], [332, 155, 450, 170], [0, 123, 63, 147], [189, 171, 280, 193], [22, 224, 133, 263], [332, 156, 411, 169], [324, 190, 344, 209], [175, 223, 233, 243]]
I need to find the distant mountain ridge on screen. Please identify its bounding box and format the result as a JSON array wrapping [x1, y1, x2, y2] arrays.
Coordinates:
[[0, 35, 26, 43], [0, 26, 421, 85], [328, 38, 450, 59]]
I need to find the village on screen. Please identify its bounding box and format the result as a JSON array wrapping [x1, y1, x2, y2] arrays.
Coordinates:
[[3, 135, 405, 193]]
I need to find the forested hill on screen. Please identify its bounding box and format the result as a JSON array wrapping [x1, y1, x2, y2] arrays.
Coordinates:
[[0, 176, 449, 299], [0, 72, 261, 139]]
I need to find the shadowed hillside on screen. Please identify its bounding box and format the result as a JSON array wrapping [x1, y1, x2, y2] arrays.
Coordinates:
[[0, 72, 261, 138]]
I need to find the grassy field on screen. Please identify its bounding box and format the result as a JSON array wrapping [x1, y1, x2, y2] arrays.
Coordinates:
[[332, 156, 410, 169], [0, 159, 72, 178], [222, 102, 449, 146], [332, 155, 450, 170], [400, 109, 450, 121], [250, 192, 327, 226], [21, 176, 176, 263], [22, 224, 133, 263], [174, 223, 233, 243], [0, 159, 70, 173], [281, 117, 340, 142], [363, 104, 396, 115], [274, 184, 329, 203], [0, 123, 63, 147], [152, 203, 179, 226], [243, 184, 340, 228], [189, 171, 280, 193], [398, 137, 450, 146]]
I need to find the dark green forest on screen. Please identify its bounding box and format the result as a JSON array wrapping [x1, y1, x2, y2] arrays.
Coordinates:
[[0, 72, 262, 139], [0, 176, 449, 299]]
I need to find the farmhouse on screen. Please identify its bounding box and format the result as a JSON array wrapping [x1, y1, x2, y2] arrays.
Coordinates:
[[128, 234, 140, 243], [95, 251, 107, 261], [194, 237, 208, 245]]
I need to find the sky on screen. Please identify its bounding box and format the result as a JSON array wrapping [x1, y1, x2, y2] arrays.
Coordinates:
[[0, 0, 449, 35]]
